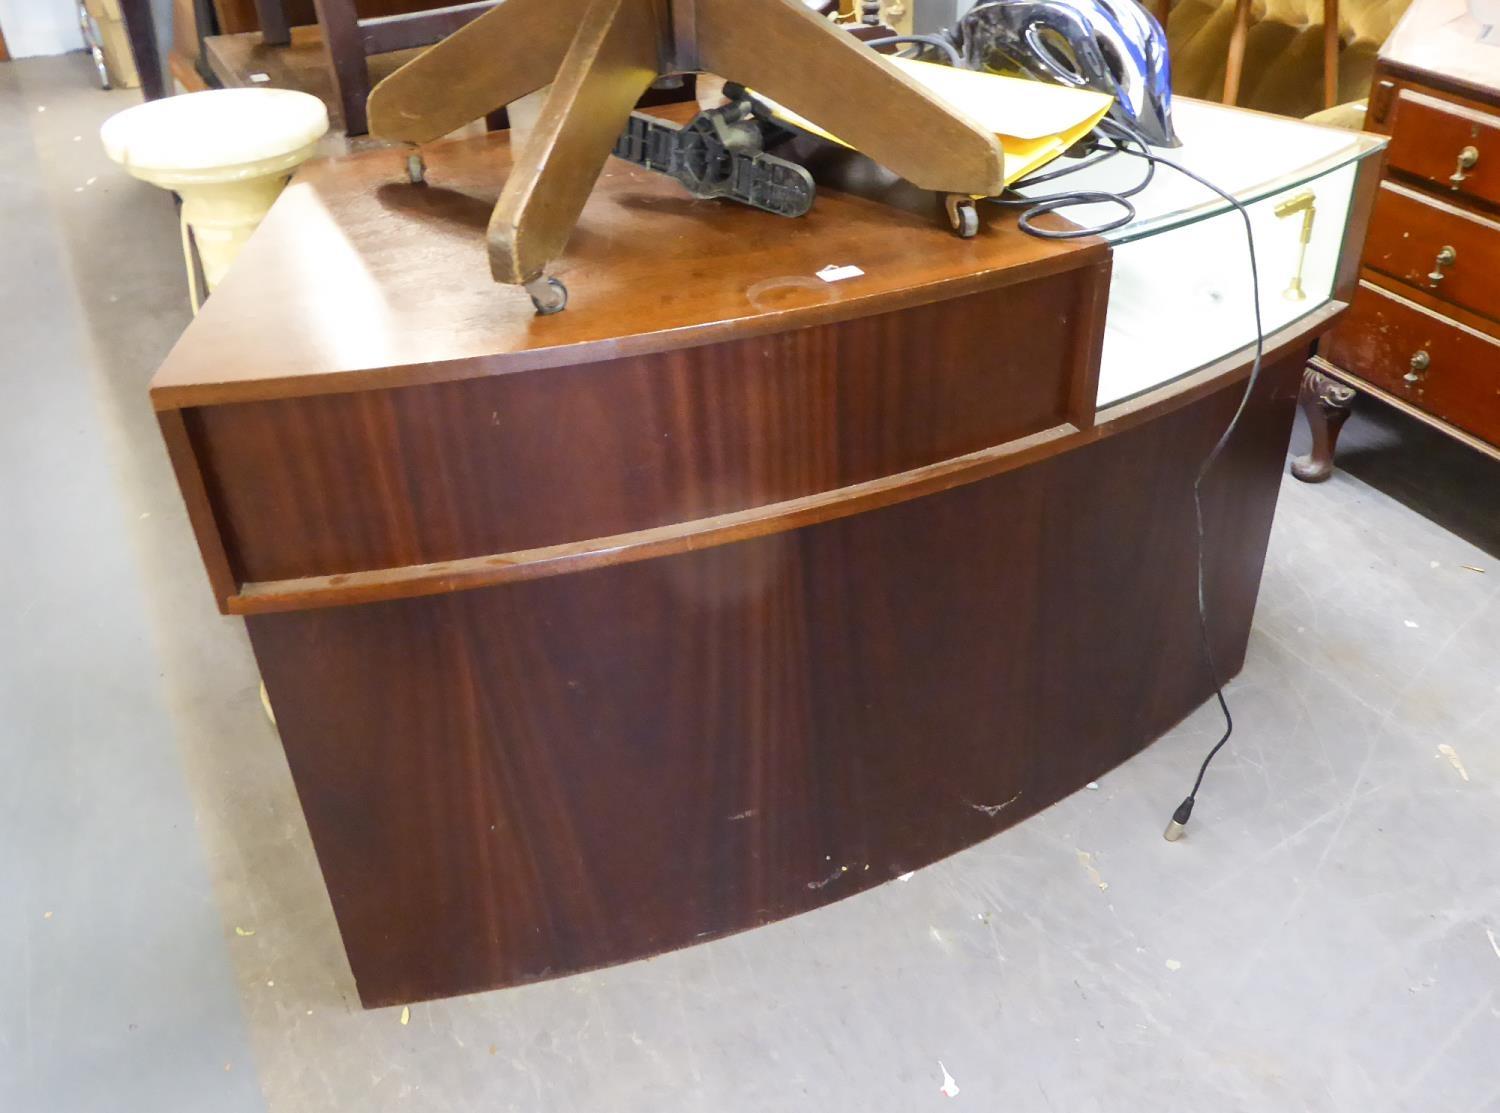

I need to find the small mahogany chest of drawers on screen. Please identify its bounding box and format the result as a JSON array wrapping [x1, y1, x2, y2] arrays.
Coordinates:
[[1296, 0, 1500, 480]]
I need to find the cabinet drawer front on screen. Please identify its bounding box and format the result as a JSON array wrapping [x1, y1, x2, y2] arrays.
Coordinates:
[[1325, 282, 1500, 444], [1386, 90, 1500, 209], [1364, 182, 1500, 323]]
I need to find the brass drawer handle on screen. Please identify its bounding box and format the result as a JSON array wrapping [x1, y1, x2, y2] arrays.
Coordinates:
[[1428, 245, 1457, 284], [1404, 349, 1431, 385], [1450, 145, 1479, 186]]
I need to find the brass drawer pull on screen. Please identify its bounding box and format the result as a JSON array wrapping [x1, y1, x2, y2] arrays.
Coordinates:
[[1427, 245, 1457, 284], [1404, 350, 1431, 384], [1450, 145, 1479, 186]]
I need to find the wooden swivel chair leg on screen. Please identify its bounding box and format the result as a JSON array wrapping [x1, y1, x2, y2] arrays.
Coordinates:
[[367, 0, 588, 145], [255, 0, 292, 46], [697, 0, 1002, 195], [1222, 0, 1251, 106], [487, 0, 659, 300], [370, 0, 1005, 312]]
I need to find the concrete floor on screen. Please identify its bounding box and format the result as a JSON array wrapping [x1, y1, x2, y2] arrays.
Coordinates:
[[3, 53, 1499, 1113]]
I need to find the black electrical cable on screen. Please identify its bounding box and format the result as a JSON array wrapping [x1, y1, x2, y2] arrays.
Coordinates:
[[985, 126, 1156, 238], [1014, 138, 1129, 185], [1110, 131, 1264, 842], [1005, 119, 1267, 840], [862, 34, 966, 66]]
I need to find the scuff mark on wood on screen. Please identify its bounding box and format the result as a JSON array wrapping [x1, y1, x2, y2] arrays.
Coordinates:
[[970, 791, 1022, 817]]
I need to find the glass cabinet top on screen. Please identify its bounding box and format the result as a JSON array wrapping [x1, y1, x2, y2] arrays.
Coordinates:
[[1013, 97, 1386, 244]]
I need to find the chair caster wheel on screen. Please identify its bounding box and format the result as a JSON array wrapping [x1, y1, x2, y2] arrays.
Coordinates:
[[945, 194, 979, 238], [407, 151, 426, 185], [525, 276, 568, 315]]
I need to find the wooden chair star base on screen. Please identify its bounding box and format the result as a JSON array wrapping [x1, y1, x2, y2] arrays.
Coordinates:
[[366, 0, 1006, 312]]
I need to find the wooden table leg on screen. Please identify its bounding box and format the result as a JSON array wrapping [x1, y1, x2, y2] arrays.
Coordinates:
[[312, 0, 369, 134], [1291, 367, 1356, 482], [255, 0, 292, 46], [487, 0, 659, 287], [1222, 0, 1251, 106], [117, 0, 166, 99]]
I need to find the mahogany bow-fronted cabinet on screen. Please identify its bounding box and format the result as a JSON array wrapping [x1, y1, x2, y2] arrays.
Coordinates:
[[1298, 0, 1500, 481], [151, 100, 1383, 1007]]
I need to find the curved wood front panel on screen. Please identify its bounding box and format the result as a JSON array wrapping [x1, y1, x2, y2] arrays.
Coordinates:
[[188, 270, 1103, 584], [247, 347, 1304, 1007]]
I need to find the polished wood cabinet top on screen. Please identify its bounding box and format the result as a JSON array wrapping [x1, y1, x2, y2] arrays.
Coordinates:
[[150, 121, 1103, 409], [1380, 0, 1500, 97]]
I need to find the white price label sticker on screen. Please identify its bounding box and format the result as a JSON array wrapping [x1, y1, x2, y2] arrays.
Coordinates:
[[816, 264, 865, 283]]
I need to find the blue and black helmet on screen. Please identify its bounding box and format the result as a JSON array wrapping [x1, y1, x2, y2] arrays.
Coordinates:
[[950, 0, 1181, 147]]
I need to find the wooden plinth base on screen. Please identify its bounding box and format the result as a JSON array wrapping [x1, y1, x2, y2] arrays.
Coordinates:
[[246, 350, 1303, 1007]]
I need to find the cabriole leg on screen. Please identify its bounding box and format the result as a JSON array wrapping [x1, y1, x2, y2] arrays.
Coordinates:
[[1291, 367, 1356, 483]]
